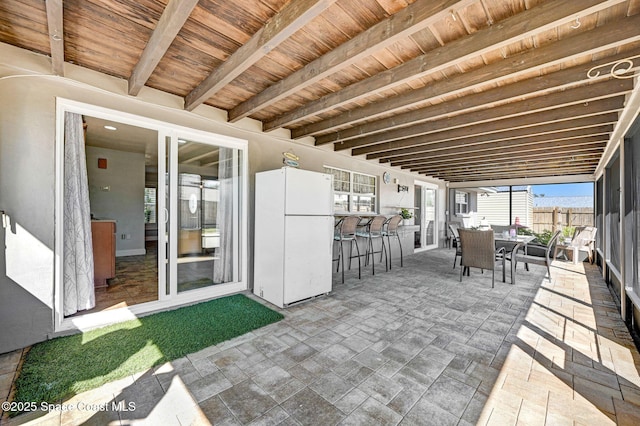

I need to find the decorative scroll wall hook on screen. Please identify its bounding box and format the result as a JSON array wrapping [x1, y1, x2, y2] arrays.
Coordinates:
[[587, 55, 640, 80]]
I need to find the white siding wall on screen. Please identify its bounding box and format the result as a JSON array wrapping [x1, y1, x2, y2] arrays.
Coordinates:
[[477, 191, 533, 227]]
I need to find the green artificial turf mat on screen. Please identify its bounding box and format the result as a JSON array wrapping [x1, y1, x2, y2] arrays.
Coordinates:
[[13, 294, 283, 410]]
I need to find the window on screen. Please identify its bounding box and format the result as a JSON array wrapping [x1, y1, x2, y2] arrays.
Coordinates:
[[144, 187, 157, 223], [323, 166, 377, 212], [455, 191, 469, 214]]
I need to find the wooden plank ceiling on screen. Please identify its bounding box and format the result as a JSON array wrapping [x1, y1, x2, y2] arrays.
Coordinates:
[[2, 0, 639, 182]]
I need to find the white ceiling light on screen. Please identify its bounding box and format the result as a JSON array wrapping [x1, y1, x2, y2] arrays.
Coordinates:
[[104, 125, 117, 131]]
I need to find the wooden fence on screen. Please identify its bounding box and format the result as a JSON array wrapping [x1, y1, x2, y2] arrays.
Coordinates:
[[532, 207, 594, 233]]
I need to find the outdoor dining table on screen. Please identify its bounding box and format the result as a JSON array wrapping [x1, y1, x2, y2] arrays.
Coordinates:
[[493, 233, 537, 283], [494, 233, 536, 248]]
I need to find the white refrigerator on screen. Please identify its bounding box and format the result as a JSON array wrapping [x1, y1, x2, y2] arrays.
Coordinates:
[[253, 167, 334, 308]]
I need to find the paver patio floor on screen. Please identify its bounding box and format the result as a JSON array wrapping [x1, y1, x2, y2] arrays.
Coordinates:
[[3, 248, 640, 425]]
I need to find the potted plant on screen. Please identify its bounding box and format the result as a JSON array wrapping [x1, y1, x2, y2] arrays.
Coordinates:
[[400, 208, 413, 225]]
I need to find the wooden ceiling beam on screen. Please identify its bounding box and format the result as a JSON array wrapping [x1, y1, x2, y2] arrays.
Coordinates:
[[409, 151, 606, 175], [413, 153, 603, 174], [128, 0, 199, 96], [430, 164, 597, 180], [227, 0, 478, 122], [422, 166, 599, 183], [372, 122, 615, 162], [398, 138, 607, 169], [434, 170, 596, 183], [45, 0, 64, 76], [185, 0, 338, 112], [286, 0, 633, 138], [317, 44, 640, 143], [433, 164, 597, 179], [370, 115, 617, 161], [395, 137, 608, 167], [338, 79, 630, 151], [351, 97, 623, 156], [443, 160, 600, 172], [313, 46, 640, 145]]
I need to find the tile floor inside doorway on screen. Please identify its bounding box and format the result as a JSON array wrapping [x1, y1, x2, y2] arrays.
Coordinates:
[[4, 248, 640, 425], [69, 242, 159, 317], [69, 240, 226, 318]]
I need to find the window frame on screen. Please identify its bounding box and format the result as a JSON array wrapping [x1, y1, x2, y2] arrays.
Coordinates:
[[323, 166, 377, 213], [144, 187, 157, 224], [54, 98, 248, 334], [455, 191, 469, 215]]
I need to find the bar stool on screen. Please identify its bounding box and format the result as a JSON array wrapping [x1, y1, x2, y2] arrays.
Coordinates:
[[382, 215, 404, 269], [333, 216, 362, 283], [356, 215, 388, 275]]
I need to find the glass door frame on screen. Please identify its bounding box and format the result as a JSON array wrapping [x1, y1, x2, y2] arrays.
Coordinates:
[[54, 99, 248, 333], [414, 180, 439, 252], [162, 131, 244, 299]]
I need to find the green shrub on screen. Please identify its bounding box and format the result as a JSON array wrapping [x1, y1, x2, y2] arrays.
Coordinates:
[[562, 226, 575, 238], [400, 208, 413, 219], [518, 228, 553, 245]]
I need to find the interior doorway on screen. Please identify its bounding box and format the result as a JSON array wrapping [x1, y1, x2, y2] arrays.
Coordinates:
[[67, 115, 160, 317]]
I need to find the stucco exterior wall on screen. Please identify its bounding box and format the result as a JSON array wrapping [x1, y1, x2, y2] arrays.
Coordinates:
[[0, 81, 57, 353], [0, 42, 445, 353]]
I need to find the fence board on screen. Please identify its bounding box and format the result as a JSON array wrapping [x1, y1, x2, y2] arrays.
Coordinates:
[[532, 207, 594, 233]]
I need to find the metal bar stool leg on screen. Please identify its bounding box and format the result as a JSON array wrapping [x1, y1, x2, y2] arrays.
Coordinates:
[[340, 240, 345, 283], [386, 235, 393, 270], [381, 237, 388, 272], [396, 234, 403, 267], [364, 236, 372, 266], [381, 236, 388, 271], [370, 236, 375, 275], [354, 238, 361, 279], [348, 239, 355, 270]]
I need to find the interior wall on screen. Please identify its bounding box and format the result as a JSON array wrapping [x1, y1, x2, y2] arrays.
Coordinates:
[[0, 43, 445, 352], [86, 146, 146, 256]]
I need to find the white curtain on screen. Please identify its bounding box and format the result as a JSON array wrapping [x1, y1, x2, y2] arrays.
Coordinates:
[[213, 147, 234, 283], [63, 112, 95, 316]]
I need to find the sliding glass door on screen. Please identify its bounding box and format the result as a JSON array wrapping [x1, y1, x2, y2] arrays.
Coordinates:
[[162, 134, 243, 297], [56, 99, 247, 332]]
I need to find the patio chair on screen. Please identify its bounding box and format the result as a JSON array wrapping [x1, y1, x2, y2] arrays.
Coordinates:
[[356, 215, 388, 275], [448, 223, 462, 268], [553, 226, 597, 264], [333, 216, 362, 283], [512, 230, 562, 284], [458, 228, 506, 288], [382, 215, 404, 269]]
